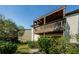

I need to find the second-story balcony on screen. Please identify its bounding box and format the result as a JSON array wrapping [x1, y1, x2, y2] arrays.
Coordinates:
[[34, 20, 65, 34]]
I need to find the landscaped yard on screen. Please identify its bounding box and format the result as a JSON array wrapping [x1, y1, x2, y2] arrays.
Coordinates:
[[16, 44, 30, 54], [16, 43, 40, 54], [1, 36, 79, 54]]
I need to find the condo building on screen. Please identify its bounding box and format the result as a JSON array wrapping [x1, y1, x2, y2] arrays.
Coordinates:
[[32, 6, 79, 43], [18, 29, 32, 42]]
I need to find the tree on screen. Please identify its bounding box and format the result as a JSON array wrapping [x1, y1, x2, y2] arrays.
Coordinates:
[[0, 14, 25, 42], [18, 26, 25, 37], [3, 19, 18, 41], [0, 15, 5, 39]]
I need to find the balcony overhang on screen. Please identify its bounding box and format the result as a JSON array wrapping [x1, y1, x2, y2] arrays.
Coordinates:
[[66, 9, 79, 16], [32, 6, 65, 28]]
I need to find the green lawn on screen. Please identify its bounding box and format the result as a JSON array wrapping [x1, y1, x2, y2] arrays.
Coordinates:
[[16, 44, 30, 54]]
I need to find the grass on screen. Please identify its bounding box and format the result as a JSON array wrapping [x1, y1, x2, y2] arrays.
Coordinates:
[[16, 44, 30, 54]]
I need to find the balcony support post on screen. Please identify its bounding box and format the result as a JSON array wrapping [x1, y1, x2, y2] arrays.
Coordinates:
[[44, 17, 46, 24], [63, 6, 66, 37], [43, 17, 46, 37], [43, 33, 45, 37], [61, 21, 62, 27]]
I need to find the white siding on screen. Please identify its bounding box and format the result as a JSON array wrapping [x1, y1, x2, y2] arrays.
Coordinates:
[[64, 14, 79, 43], [31, 28, 40, 41], [33, 34, 40, 41], [31, 28, 34, 41], [78, 15, 79, 33], [18, 29, 32, 42], [67, 15, 78, 35]]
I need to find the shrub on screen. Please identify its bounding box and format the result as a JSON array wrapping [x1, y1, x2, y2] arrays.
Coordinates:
[[38, 37, 79, 54], [16, 44, 30, 54], [75, 34, 79, 42], [64, 43, 79, 54], [0, 41, 17, 54], [38, 37, 51, 53], [48, 37, 66, 54], [27, 41, 39, 48]]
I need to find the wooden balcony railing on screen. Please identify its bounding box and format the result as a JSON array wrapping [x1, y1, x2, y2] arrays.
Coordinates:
[[34, 20, 65, 34]]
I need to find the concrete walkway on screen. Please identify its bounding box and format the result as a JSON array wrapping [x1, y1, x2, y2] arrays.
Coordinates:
[[29, 49, 39, 54]]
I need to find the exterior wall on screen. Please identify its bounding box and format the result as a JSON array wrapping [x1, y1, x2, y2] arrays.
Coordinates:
[[64, 14, 79, 43], [18, 28, 40, 42], [78, 14, 79, 33], [31, 28, 34, 41], [32, 28, 40, 41], [33, 34, 40, 41], [18, 29, 32, 42]]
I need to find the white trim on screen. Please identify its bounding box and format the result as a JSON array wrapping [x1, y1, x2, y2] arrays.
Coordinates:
[[66, 13, 79, 18]]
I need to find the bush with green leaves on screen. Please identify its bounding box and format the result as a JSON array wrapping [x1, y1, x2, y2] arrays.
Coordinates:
[[0, 41, 17, 54], [38, 37, 51, 53], [64, 43, 79, 54], [27, 41, 39, 48], [48, 37, 76, 54], [75, 33, 79, 42], [38, 37, 79, 54]]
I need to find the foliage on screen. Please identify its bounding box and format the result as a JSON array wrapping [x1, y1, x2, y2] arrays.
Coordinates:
[[0, 40, 17, 54], [48, 37, 66, 54], [27, 41, 39, 48], [64, 43, 79, 54], [38, 37, 51, 53], [75, 33, 79, 42], [49, 39, 78, 54], [18, 26, 25, 36], [0, 14, 25, 42], [38, 37, 79, 54], [16, 44, 30, 54], [0, 15, 18, 41]]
